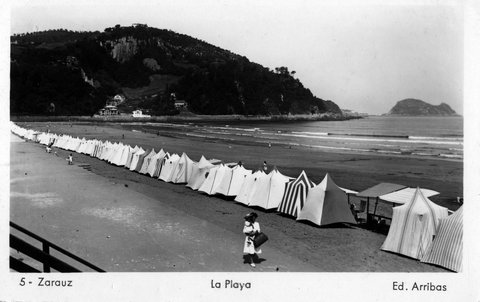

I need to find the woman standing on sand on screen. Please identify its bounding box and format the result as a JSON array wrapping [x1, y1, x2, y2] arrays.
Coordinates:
[[243, 212, 261, 267]]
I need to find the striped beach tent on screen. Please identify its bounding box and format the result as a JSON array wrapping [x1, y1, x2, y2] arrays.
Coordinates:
[[139, 149, 157, 174], [234, 170, 266, 205], [297, 173, 357, 226], [172, 153, 196, 184], [215, 164, 252, 197], [186, 156, 216, 190], [421, 206, 463, 272], [199, 164, 229, 195], [248, 169, 292, 209], [146, 149, 166, 177], [111, 143, 127, 166], [381, 188, 449, 260], [276, 170, 315, 217], [159, 153, 180, 182]]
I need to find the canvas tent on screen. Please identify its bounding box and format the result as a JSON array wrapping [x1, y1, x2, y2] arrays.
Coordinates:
[[172, 153, 196, 184], [381, 188, 449, 260], [133, 148, 150, 172], [129, 147, 146, 171], [248, 169, 292, 209], [139, 149, 157, 174], [297, 173, 357, 226], [186, 156, 216, 190], [215, 164, 252, 197], [234, 170, 266, 205], [198, 164, 229, 195], [125, 146, 140, 168], [277, 170, 315, 217], [421, 206, 463, 272], [159, 153, 180, 182], [146, 149, 167, 177]]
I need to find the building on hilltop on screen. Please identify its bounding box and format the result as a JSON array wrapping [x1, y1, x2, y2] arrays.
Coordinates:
[[98, 105, 119, 116]]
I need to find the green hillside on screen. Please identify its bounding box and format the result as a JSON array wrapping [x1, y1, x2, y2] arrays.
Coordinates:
[[11, 24, 342, 116]]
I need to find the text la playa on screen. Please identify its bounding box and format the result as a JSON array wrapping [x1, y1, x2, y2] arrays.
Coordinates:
[[211, 279, 251, 291]]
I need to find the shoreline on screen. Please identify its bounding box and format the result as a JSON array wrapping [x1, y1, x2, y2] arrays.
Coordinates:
[[10, 113, 360, 123], [14, 121, 463, 212]]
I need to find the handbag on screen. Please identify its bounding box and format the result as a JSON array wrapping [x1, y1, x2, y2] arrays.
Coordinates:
[[253, 232, 269, 248]]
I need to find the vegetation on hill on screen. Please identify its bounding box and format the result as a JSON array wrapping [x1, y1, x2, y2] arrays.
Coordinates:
[[11, 25, 342, 117]]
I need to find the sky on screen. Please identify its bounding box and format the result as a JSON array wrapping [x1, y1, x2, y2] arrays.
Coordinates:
[[8, 0, 464, 115]]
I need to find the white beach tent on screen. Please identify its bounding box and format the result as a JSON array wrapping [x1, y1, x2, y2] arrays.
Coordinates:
[[186, 156, 216, 190], [198, 164, 229, 195], [379, 187, 440, 205], [381, 188, 449, 260], [111, 144, 128, 166], [118, 145, 133, 166], [133, 148, 151, 172], [129, 147, 145, 171], [248, 169, 292, 209], [159, 153, 180, 182], [172, 153, 196, 184], [139, 149, 157, 174], [215, 164, 252, 197], [297, 173, 357, 226], [146, 149, 167, 177], [421, 206, 463, 272], [234, 170, 266, 205], [124, 145, 140, 168], [277, 170, 316, 217]]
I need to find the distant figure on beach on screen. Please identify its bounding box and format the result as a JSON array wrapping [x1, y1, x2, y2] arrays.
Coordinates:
[[243, 212, 261, 268], [67, 153, 73, 165], [122, 134, 125, 139], [45, 146, 51, 153], [263, 161, 268, 172], [268, 142, 271, 148]]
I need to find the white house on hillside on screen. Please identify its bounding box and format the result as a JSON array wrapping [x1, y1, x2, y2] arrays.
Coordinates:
[[132, 110, 151, 118]]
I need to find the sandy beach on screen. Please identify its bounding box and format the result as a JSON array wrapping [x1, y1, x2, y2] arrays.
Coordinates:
[[10, 121, 463, 272]]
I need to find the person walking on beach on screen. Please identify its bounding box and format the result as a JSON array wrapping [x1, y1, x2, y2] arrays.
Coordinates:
[[67, 153, 73, 165], [243, 212, 261, 267]]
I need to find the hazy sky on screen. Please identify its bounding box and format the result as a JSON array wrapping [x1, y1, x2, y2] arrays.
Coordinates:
[[9, 0, 464, 114]]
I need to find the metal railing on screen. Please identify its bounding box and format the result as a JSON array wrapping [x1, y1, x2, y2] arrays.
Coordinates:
[[10, 221, 105, 272]]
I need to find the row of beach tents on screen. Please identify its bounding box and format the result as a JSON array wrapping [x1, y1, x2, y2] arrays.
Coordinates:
[[10, 122, 463, 272]]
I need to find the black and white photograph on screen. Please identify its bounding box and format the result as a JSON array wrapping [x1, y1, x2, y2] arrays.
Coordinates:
[[1, 0, 479, 301]]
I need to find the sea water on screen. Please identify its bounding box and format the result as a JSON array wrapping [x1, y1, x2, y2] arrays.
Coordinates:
[[140, 116, 464, 160]]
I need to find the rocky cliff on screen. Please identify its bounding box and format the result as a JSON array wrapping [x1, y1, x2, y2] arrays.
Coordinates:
[[387, 99, 458, 116]]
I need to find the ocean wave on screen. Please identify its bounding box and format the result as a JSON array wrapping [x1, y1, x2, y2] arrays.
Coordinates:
[[275, 132, 463, 146]]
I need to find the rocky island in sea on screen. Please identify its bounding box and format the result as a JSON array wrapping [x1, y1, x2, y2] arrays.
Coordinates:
[[387, 98, 458, 116]]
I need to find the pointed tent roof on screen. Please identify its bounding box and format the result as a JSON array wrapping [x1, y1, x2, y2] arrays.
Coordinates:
[[215, 164, 252, 197], [277, 170, 315, 217], [234, 170, 267, 205], [139, 149, 156, 174], [129, 147, 146, 171], [186, 156, 216, 190], [172, 152, 196, 184], [249, 169, 292, 209], [381, 188, 449, 260], [199, 164, 229, 195], [147, 149, 166, 177], [297, 173, 357, 226], [133, 148, 150, 172], [159, 153, 180, 182], [421, 206, 463, 272]]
